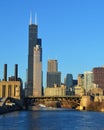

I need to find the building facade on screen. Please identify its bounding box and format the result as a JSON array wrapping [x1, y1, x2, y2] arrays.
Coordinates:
[[78, 74, 84, 87], [0, 64, 23, 99], [27, 16, 42, 96], [64, 74, 73, 95], [0, 81, 22, 99], [64, 74, 73, 88], [47, 72, 61, 87], [44, 85, 66, 96], [84, 71, 94, 93], [93, 67, 104, 89], [74, 85, 85, 96], [33, 45, 42, 96], [47, 60, 58, 72], [47, 59, 61, 87]]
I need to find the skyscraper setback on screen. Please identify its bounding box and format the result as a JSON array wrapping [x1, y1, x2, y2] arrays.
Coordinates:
[[27, 15, 42, 96]]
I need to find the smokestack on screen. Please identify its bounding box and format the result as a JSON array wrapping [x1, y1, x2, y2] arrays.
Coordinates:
[[4, 64, 7, 81], [14, 64, 18, 81]]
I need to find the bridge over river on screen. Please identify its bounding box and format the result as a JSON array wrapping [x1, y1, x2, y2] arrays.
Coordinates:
[[0, 95, 95, 113], [24, 96, 82, 109]]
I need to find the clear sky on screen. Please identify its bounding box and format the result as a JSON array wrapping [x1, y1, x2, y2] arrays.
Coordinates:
[[0, 0, 104, 87]]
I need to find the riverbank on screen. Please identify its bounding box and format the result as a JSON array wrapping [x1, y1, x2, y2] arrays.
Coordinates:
[[76, 101, 104, 112], [27, 100, 104, 112], [86, 101, 104, 112]]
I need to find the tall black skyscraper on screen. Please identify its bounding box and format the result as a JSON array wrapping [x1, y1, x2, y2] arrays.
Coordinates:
[[27, 14, 42, 96]]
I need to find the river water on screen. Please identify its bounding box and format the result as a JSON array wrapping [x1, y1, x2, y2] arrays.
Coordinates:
[[0, 109, 104, 130]]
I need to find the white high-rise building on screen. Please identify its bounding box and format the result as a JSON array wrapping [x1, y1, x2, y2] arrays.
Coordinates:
[[84, 71, 94, 93], [33, 45, 42, 96]]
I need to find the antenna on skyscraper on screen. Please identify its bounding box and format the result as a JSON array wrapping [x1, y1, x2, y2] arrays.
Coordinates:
[[30, 12, 32, 25], [35, 12, 37, 25]]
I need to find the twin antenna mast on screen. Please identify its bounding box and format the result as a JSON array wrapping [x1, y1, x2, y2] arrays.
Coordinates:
[[30, 12, 37, 25]]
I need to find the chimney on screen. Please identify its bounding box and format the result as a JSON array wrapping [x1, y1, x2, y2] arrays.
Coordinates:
[[14, 64, 18, 81], [4, 64, 7, 81]]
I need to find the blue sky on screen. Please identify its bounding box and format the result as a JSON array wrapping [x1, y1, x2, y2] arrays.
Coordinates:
[[0, 0, 104, 87]]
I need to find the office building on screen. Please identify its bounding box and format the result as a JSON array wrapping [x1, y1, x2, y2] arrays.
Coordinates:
[[93, 67, 104, 89], [84, 71, 94, 93], [64, 74, 73, 88], [47, 72, 61, 87], [47, 60, 61, 87], [27, 15, 42, 96], [48, 60, 58, 72], [64, 74, 73, 95], [78, 74, 84, 87], [44, 84, 66, 96], [33, 45, 42, 96], [74, 85, 85, 96]]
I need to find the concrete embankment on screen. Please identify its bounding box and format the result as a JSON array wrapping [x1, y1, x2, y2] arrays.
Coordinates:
[[76, 96, 104, 112]]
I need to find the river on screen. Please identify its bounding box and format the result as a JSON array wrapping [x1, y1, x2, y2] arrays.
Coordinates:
[[0, 109, 104, 130]]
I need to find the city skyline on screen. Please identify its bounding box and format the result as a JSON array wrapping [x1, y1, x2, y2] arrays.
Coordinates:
[[0, 0, 104, 87]]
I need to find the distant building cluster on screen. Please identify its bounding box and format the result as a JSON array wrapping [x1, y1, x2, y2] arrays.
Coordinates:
[[0, 16, 104, 99], [75, 67, 104, 96]]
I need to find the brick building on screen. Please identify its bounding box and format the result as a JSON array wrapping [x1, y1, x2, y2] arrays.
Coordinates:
[[93, 67, 104, 89]]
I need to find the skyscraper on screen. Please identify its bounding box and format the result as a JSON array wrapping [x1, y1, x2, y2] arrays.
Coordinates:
[[64, 74, 73, 88], [27, 15, 42, 96], [48, 60, 58, 72], [78, 74, 84, 87], [47, 72, 61, 87], [93, 67, 104, 89], [84, 71, 93, 93], [47, 60, 61, 87], [33, 45, 42, 96]]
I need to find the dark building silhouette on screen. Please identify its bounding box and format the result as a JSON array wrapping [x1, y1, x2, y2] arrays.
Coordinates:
[[93, 67, 104, 89], [47, 72, 61, 87], [73, 80, 78, 86], [4, 64, 7, 81], [14, 64, 18, 81], [64, 74, 73, 88]]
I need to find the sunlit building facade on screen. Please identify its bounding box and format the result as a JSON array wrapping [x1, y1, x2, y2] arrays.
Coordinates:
[[84, 71, 94, 93], [33, 45, 42, 96]]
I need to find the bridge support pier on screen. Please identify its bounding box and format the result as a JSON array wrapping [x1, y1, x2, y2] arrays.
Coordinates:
[[79, 96, 91, 110]]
